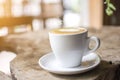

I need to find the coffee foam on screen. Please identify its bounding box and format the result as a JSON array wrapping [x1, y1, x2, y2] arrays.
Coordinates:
[[59, 28, 80, 32], [50, 28, 87, 34]]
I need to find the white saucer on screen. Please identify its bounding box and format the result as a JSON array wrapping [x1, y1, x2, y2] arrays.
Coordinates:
[[38, 52, 101, 75]]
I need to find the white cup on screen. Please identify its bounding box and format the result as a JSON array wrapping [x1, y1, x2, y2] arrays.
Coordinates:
[[49, 28, 100, 68]]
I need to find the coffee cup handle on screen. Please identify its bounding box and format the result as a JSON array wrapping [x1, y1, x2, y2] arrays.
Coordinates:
[[87, 36, 100, 53]]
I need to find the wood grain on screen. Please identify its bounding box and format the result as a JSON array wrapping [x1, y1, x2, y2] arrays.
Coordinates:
[[0, 71, 12, 80], [0, 27, 119, 80]]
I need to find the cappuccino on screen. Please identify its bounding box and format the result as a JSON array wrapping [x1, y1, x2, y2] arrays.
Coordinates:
[[49, 27, 100, 67], [50, 28, 86, 34]]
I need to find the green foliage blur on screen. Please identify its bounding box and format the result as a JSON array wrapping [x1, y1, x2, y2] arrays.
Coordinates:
[[105, 0, 116, 16]]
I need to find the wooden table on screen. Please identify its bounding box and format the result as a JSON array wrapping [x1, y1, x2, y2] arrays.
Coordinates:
[[0, 27, 120, 80]]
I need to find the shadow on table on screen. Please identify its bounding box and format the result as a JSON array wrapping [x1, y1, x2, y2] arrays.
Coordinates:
[[50, 60, 119, 80]]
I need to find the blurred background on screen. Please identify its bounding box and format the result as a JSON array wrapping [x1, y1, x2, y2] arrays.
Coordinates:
[[0, 0, 119, 36], [0, 0, 119, 76]]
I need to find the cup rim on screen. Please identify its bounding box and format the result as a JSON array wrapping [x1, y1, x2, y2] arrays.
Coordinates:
[[49, 27, 88, 36]]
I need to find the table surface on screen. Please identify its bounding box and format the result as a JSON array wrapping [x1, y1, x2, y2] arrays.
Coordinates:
[[0, 27, 120, 80]]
